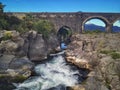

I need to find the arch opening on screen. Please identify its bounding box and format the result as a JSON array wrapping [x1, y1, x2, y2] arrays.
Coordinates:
[[112, 20, 120, 32], [57, 26, 72, 45], [82, 16, 109, 33], [84, 18, 106, 32]]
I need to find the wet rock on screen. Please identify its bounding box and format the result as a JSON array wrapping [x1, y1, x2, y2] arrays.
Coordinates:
[[68, 85, 85, 90], [9, 57, 34, 77], [0, 55, 34, 86]]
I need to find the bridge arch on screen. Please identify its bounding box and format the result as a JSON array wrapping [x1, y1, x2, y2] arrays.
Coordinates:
[[112, 17, 120, 25], [82, 16, 110, 32], [57, 25, 72, 44], [112, 17, 120, 32]]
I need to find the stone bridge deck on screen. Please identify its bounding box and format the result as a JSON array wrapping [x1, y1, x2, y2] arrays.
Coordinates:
[[6, 12, 120, 33]]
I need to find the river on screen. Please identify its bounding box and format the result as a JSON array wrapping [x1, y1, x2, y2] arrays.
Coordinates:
[[14, 52, 89, 90]]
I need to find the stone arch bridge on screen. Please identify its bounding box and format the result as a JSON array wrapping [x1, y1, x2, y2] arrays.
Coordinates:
[[8, 12, 120, 33]]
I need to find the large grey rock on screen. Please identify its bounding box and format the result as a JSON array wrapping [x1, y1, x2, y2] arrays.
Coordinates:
[[0, 56, 34, 84], [8, 57, 34, 77], [0, 55, 15, 70], [28, 34, 48, 61], [45, 33, 59, 52]]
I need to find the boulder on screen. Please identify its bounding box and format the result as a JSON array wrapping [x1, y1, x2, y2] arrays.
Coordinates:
[[0, 40, 18, 54], [0, 55, 34, 85], [0, 30, 25, 56], [66, 56, 91, 69], [27, 34, 48, 61], [8, 57, 34, 77], [0, 55, 15, 70], [45, 33, 59, 53]]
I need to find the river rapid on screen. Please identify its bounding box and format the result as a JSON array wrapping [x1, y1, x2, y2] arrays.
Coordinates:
[[14, 53, 89, 90]]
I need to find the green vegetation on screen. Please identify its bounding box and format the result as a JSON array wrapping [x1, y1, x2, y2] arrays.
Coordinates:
[[100, 50, 116, 54], [110, 52, 120, 59], [34, 20, 55, 38], [83, 30, 104, 34], [0, 74, 27, 83], [0, 2, 5, 13], [0, 12, 22, 30], [12, 75, 27, 83], [100, 50, 120, 59], [0, 2, 55, 37], [0, 2, 21, 30], [3, 31, 12, 40]]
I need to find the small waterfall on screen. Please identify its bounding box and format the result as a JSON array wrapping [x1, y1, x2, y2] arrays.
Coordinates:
[[14, 53, 88, 90]]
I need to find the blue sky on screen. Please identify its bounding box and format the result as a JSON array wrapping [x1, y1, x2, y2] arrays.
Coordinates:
[[1, 0, 120, 26], [1, 0, 120, 13]]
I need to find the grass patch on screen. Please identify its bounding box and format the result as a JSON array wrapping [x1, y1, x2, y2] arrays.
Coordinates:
[[110, 52, 120, 59], [100, 50, 116, 54], [100, 50, 120, 59], [83, 30, 104, 34], [12, 75, 27, 83]]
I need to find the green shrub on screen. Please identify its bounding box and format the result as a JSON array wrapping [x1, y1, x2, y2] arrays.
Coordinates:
[[3, 31, 12, 40], [34, 20, 55, 38], [16, 23, 29, 34], [110, 52, 120, 59], [100, 50, 120, 59], [100, 50, 116, 54]]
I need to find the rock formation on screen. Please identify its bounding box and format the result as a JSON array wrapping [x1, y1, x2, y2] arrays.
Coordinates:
[[65, 33, 120, 90]]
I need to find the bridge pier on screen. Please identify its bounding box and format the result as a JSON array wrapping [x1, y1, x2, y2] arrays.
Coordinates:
[[106, 23, 113, 33]]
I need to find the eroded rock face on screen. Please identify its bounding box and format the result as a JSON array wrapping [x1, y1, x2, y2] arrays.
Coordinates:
[[24, 31, 59, 61], [65, 33, 120, 90], [0, 30, 59, 61]]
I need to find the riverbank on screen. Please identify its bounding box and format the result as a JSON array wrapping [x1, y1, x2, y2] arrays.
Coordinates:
[[65, 33, 120, 90]]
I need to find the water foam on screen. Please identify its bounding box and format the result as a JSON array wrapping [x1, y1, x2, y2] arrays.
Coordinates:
[[14, 55, 83, 90]]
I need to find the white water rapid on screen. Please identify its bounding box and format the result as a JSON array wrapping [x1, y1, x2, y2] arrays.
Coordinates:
[[14, 54, 85, 90]]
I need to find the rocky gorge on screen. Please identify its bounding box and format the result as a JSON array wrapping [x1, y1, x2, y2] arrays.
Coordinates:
[[0, 30, 59, 89], [0, 30, 120, 90]]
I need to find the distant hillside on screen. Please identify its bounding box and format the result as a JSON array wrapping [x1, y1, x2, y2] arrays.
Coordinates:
[[85, 24, 120, 32], [112, 26, 120, 32]]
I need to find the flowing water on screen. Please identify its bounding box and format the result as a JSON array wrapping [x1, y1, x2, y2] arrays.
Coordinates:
[[14, 53, 89, 90]]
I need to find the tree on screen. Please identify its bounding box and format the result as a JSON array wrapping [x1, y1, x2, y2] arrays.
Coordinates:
[[0, 18, 9, 29], [0, 2, 5, 13], [0, 2, 9, 30]]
